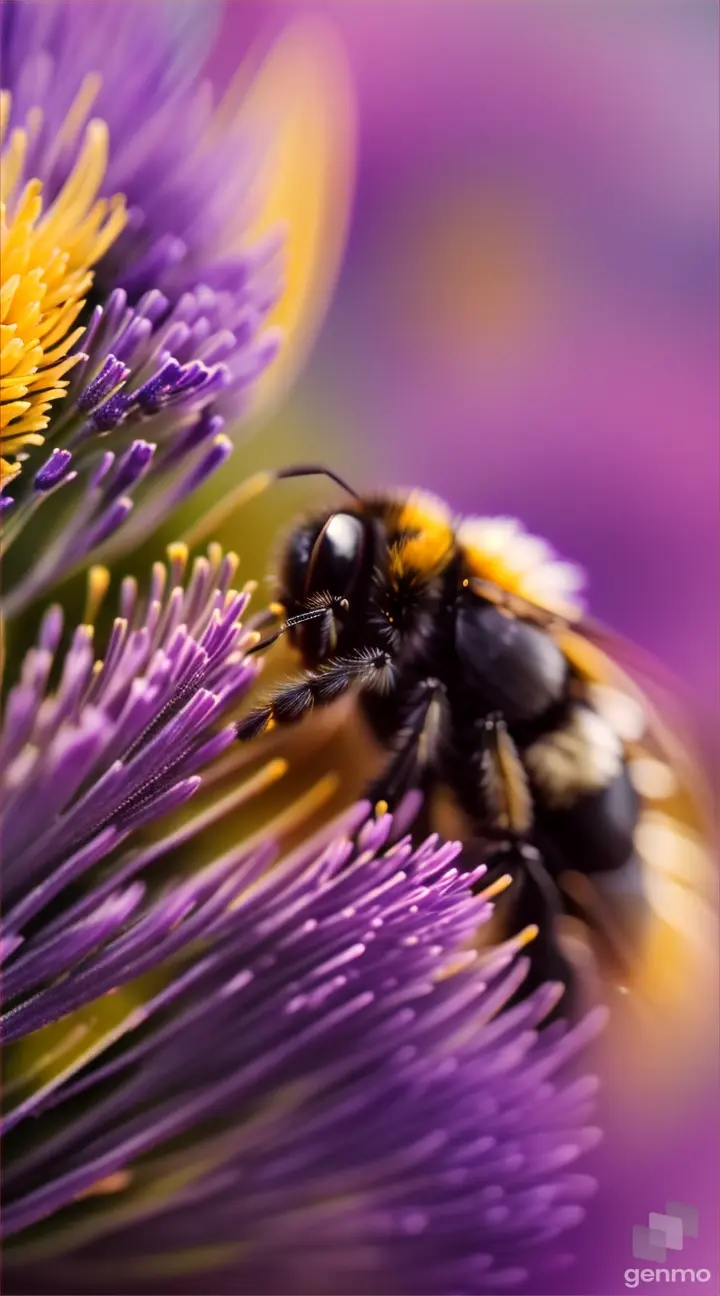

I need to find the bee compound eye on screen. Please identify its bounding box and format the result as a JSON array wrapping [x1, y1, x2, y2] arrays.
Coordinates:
[[307, 513, 367, 602]]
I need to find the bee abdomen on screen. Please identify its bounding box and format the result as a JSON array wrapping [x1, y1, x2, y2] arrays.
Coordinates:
[[524, 703, 623, 807], [524, 702, 640, 874]]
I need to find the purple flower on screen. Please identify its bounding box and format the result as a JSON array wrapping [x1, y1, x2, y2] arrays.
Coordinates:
[[1, 0, 351, 572], [0, 546, 606, 1295], [0, 282, 282, 615], [0, 0, 282, 551], [0, 544, 261, 1016], [1, 751, 604, 1292], [1, 6, 605, 1292], [1, 0, 266, 302]]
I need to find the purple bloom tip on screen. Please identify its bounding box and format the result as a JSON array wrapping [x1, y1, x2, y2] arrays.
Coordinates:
[[33, 449, 73, 492]]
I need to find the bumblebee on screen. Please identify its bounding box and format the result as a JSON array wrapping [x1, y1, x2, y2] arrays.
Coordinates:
[[237, 466, 714, 1021]]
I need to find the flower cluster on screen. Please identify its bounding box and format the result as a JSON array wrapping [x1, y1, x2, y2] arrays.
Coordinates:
[[1, 3, 604, 1293], [1, 543, 260, 1031], [1, 0, 282, 613], [3, 798, 604, 1294], [1, 0, 259, 301], [0, 94, 127, 480]]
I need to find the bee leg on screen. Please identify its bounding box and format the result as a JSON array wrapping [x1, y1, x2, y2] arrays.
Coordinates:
[[236, 649, 394, 742], [364, 731, 423, 810], [479, 840, 580, 1022], [475, 712, 533, 843], [461, 715, 578, 1020], [364, 679, 443, 810]]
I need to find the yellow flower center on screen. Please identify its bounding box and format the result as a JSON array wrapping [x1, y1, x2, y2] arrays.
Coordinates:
[[0, 87, 127, 486]]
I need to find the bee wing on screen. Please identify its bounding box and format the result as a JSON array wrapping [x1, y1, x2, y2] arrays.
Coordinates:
[[558, 618, 713, 836], [555, 620, 717, 1099]]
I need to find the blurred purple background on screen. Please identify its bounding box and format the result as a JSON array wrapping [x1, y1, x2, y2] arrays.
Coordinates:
[[214, 0, 718, 748]]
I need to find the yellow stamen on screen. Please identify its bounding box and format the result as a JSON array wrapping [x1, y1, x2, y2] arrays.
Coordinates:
[[84, 565, 111, 625], [479, 872, 513, 902], [245, 756, 289, 790], [206, 540, 223, 568], [374, 799, 389, 818], [515, 923, 539, 949], [166, 541, 189, 564], [77, 1171, 132, 1201], [435, 948, 479, 982], [166, 759, 289, 841], [0, 94, 127, 477], [166, 541, 189, 589], [45, 74, 102, 169]]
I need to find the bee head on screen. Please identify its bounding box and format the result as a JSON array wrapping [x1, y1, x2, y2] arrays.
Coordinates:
[[279, 510, 376, 666]]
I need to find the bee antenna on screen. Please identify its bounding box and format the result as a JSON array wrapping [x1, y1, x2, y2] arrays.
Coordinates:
[[275, 464, 362, 501], [181, 464, 361, 549]]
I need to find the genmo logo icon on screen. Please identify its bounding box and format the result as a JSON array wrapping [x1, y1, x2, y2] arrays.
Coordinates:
[[634, 1202, 699, 1261], [624, 1202, 713, 1288]]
